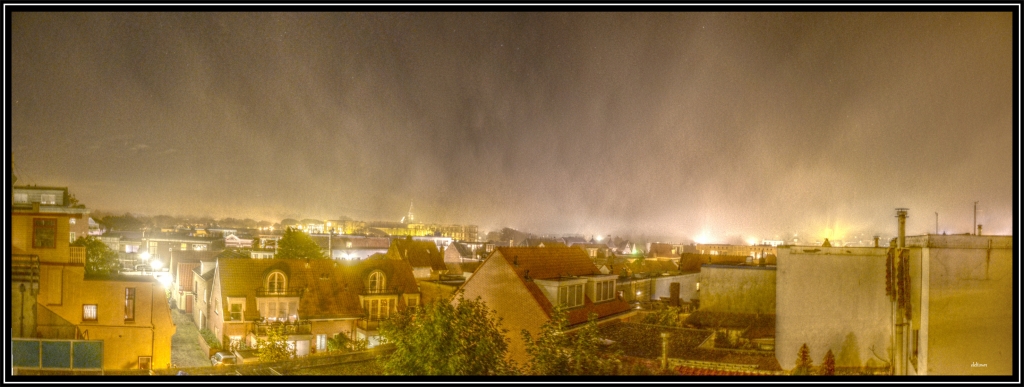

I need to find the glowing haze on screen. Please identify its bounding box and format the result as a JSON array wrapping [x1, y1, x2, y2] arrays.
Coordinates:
[[10, 12, 1015, 241]]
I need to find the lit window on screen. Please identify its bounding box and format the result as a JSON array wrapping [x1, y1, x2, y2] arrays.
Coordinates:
[[193, 244, 207, 251], [40, 194, 56, 205], [69, 218, 76, 225], [558, 284, 584, 308], [70, 232, 76, 243], [230, 301, 243, 321], [267, 272, 286, 294], [125, 288, 136, 321], [181, 243, 187, 250], [83, 304, 97, 321], [14, 193, 27, 203], [138, 356, 152, 370], [363, 299, 392, 321], [316, 334, 327, 351], [33, 219, 57, 249], [368, 271, 386, 294]]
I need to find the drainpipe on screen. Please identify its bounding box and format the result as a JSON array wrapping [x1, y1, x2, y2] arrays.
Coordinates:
[[894, 208, 908, 375]]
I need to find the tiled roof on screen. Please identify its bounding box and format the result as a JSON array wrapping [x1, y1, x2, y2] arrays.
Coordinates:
[[492, 247, 632, 326], [560, 237, 589, 246], [387, 238, 446, 271], [602, 257, 679, 277], [648, 243, 678, 258], [215, 257, 419, 320], [451, 242, 475, 258], [520, 238, 567, 248], [445, 260, 483, 276], [177, 262, 201, 291]]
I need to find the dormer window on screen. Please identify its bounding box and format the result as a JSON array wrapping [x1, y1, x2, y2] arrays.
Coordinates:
[[558, 284, 584, 308], [267, 272, 287, 294], [40, 194, 56, 205], [368, 271, 386, 294], [594, 280, 615, 302]]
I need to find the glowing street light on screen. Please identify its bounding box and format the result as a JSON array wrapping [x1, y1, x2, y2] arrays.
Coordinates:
[[140, 251, 151, 261], [150, 259, 163, 271]]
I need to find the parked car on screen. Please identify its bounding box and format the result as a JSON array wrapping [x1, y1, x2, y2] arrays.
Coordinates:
[[210, 351, 236, 367]]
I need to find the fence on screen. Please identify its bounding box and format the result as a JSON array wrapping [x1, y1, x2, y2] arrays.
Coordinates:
[[12, 338, 103, 373]]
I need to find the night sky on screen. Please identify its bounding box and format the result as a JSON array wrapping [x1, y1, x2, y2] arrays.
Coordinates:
[[10, 12, 1015, 242]]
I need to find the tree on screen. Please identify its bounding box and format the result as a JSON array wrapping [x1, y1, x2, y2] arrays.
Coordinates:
[[794, 343, 813, 375], [821, 349, 836, 375], [256, 323, 294, 362], [521, 308, 621, 375], [326, 333, 368, 353], [641, 307, 681, 327], [275, 227, 326, 259], [378, 293, 518, 375], [72, 236, 120, 275]]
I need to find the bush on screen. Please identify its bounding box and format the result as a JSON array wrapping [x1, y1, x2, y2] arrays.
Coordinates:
[[199, 328, 222, 349]]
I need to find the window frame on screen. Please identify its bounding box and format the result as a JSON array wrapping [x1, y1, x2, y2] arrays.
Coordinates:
[[40, 194, 56, 205], [558, 284, 584, 308], [229, 301, 244, 321], [32, 218, 57, 249], [595, 280, 615, 303], [368, 271, 386, 294], [138, 356, 152, 370], [267, 272, 287, 294], [124, 288, 136, 322], [83, 304, 98, 321]]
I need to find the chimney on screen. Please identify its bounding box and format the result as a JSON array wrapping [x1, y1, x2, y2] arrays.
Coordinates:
[[896, 208, 908, 248], [873, 236, 880, 248], [977, 225, 982, 236]]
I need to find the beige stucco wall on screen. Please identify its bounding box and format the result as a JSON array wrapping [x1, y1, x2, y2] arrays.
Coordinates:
[[458, 252, 548, 365], [699, 265, 776, 314], [912, 240, 1013, 375], [35, 265, 175, 370], [12, 213, 80, 264], [775, 247, 891, 371]]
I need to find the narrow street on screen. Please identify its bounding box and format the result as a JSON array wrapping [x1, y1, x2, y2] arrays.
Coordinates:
[[170, 308, 212, 368]]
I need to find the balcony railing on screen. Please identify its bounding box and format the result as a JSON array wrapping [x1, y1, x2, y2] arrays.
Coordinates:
[[254, 288, 304, 297], [250, 320, 313, 336], [69, 246, 86, 265], [356, 319, 381, 332], [359, 286, 403, 296]]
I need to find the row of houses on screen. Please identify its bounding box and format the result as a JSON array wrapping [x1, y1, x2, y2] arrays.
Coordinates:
[[11, 184, 1010, 375]]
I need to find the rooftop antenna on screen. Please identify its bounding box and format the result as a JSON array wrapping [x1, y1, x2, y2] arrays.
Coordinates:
[[974, 201, 978, 235]]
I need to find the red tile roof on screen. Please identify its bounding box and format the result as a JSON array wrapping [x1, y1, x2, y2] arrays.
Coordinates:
[[216, 257, 419, 321], [492, 247, 632, 326], [387, 238, 446, 271], [648, 243, 678, 258]]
